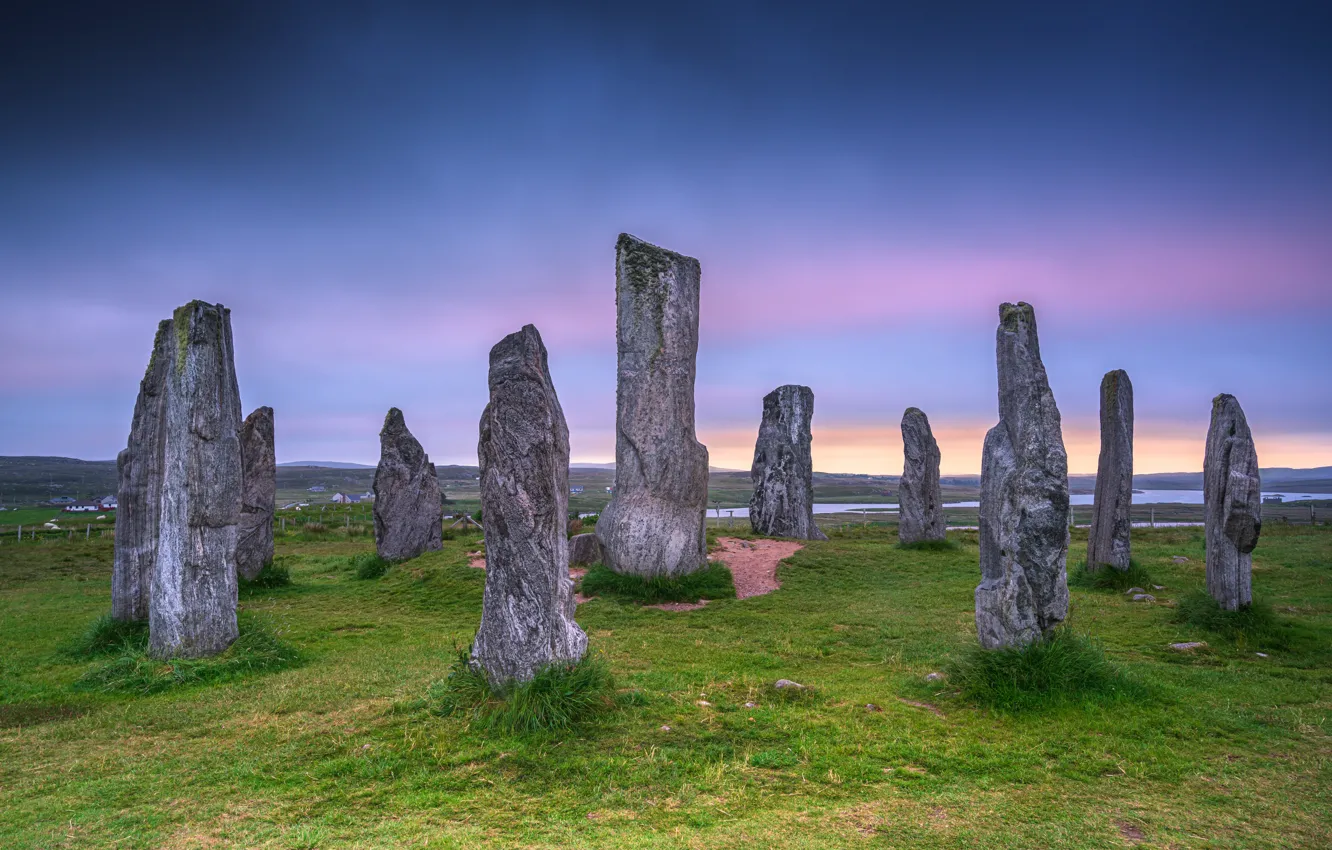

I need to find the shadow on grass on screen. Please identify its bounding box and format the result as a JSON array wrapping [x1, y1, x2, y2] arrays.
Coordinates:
[[944, 629, 1144, 713], [896, 539, 961, 553], [60, 615, 149, 660], [433, 649, 618, 734], [72, 613, 301, 695], [1173, 591, 1293, 651], [238, 560, 292, 594], [1069, 559, 1154, 593], [578, 562, 736, 604]]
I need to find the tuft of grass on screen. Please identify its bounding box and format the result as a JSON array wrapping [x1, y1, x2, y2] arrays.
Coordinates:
[[748, 748, 801, 769], [60, 614, 148, 659], [946, 629, 1140, 712], [239, 560, 291, 591], [1069, 558, 1153, 592], [1174, 591, 1290, 650], [74, 615, 300, 695], [435, 649, 617, 734], [896, 538, 960, 552], [579, 562, 736, 604], [351, 552, 391, 580]]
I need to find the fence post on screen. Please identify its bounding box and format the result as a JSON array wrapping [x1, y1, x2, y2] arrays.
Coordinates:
[[86, 524, 91, 539], [1150, 507, 1155, 528], [16, 525, 20, 542]]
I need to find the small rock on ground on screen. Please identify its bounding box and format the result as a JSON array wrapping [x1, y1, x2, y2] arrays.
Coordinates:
[[774, 679, 805, 690], [1169, 641, 1208, 651], [1131, 593, 1156, 602]]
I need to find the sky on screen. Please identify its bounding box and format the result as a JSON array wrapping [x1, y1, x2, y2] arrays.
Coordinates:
[[1, 1, 1329, 474]]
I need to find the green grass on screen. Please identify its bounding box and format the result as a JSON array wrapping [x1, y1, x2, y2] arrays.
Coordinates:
[[434, 650, 618, 734], [579, 561, 736, 603], [59, 614, 148, 659], [1, 526, 1330, 847], [944, 629, 1141, 712], [351, 552, 391, 579], [1173, 591, 1292, 650], [238, 559, 292, 591], [1068, 558, 1154, 592], [896, 538, 961, 552]]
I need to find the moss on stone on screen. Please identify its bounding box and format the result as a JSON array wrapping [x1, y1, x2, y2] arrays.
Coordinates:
[[999, 301, 1034, 331], [172, 301, 205, 376]]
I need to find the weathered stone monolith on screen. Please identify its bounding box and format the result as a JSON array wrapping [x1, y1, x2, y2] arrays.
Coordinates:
[[749, 385, 826, 540], [1087, 370, 1133, 571], [975, 303, 1070, 649], [236, 406, 276, 580], [569, 533, 603, 567], [1204, 394, 1261, 611], [373, 408, 443, 562], [595, 234, 709, 578], [112, 319, 173, 622], [149, 301, 242, 659], [899, 407, 945, 545], [472, 325, 587, 685]]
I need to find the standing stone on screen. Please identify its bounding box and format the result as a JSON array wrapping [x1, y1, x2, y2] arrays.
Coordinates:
[[975, 303, 1070, 649], [898, 407, 945, 545], [472, 325, 587, 685], [1204, 394, 1261, 611], [568, 533, 603, 567], [749, 385, 826, 540], [236, 406, 276, 581], [1087, 370, 1134, 571], [112, 319, 173, 622], [373, 408, 443, 561], [149, 302, 242, 659], [596, 234, 709, 578]]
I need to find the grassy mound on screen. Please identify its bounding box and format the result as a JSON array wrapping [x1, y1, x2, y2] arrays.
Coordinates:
[[578, 562, 736, 604], [435, 650, 617, 734], [1069, 559, 1153, 592], [897, 538, 960, 552], [74, 615, 300, 695], [61, 615, 149, 660], [1174, 591, 1289, 650], [946, 629, 1139, 712], [239, 560, 291, 591], [351, 552, 391, 579]]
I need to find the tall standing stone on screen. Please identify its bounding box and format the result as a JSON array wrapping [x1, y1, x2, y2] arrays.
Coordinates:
[[472, 325, 587, 685], [749, 385, 826, 540], [149, 302, 242, 659], [113, 319, 173, 622], [975, 303, 1070, 649], [236, 406, 276, 581], [373, 408, 443, 561], [596, 233, 709, 578], [1087, 370, 1134, 571], [898, 407, 945, 545], [1204, 394, 1261, 611]]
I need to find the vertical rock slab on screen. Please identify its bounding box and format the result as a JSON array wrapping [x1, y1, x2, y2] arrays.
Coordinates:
[[1204, 394, 1261, 611], [236, 406, 276, 581], [1087, 370, 1134, 571], [568, 533, 604, 567], [749, 385, 826, 540], [373, 408, 443, 561], [975, 303, 1070, 649], [898, 407, 945, 544], [113, 319, 173, 622], [472, 325, 587, 685], [149, 302, 242, 659], [595, 233, 709, 578]]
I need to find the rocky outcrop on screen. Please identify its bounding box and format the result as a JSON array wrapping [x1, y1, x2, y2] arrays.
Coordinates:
[[149, 302, 242, 659], [898, 407, 945, 544], [113, 319, 173, 622], [1204, 394, 1261, 611], [236, 406, 276, 580], [472, 325, 587, 685], [373, 408, 443, 562], [568, 533, 603, 567], [749, 385, 826, 540], [1087, 370, 1133, 571], [595, 234, 709, 578], [975, 303, 1070, 650]]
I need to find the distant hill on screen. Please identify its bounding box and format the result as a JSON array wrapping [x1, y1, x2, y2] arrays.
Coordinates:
[[278, 461, 375, 469]]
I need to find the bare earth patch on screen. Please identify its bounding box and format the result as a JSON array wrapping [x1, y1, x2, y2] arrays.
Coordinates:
[[710, 536, 805, 599]]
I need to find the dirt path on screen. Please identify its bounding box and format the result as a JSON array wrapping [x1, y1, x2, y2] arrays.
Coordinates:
[[710, 536, 804, 599]]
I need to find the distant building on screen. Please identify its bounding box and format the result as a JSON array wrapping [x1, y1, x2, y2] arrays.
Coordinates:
[[605, 486, 613, 493], [62, 500, 102, 513], [281, 502, 300, 510], [99, 495, 118, 509], [308, 485, 326, 492], [48, 496, 76, 505], [570, 486, 584, 494], [330, 493, 350, 503], [1262, 494, 1284, 504]]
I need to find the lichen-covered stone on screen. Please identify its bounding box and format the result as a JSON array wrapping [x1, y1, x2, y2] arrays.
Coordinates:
[[373, 408, 443, 562], [975, 302, 1070, 649], [1204, 394, 1261, 611], [113, 319, 173, 622], [898, 407, 945, 544], [149, 302, 242, 659], [749, 385, 826, 540], [596, 234, 709, 577], [472, 325, 587, 685], [1087, 370, 1134, 571], [236, 406, 275, 581], [569, 532, 603, 567]]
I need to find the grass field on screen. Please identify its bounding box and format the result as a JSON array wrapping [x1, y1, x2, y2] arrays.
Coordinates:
[[1, 523, 1329, 848]]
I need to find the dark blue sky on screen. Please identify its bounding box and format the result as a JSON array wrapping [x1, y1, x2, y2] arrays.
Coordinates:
[[2, 1, 1329, 472]]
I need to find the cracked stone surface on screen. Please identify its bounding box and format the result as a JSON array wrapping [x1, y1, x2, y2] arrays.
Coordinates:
[[1204, 393, 1261, 611], [899, 407, 945, 544], [236, 406, 275, 581], [750, 385, 826, 540], [373, 408, 443, 562], [1087, 370, 1134, 571]]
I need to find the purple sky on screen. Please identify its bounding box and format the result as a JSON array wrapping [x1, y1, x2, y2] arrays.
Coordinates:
[[2, 2, 1329, 474]]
